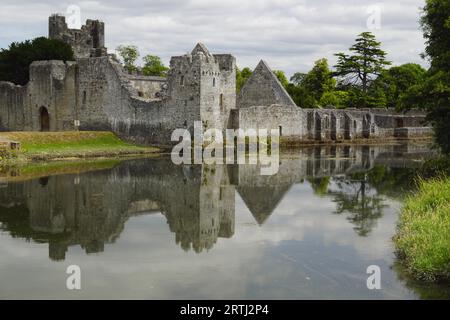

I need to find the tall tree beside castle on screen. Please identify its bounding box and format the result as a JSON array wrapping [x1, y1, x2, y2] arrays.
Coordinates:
[[287, 58, 347, 108], [418, 0, 450, 153], [0, 37, 74, 85], [372, 63, 427, 109], [334, 32, 391, 108]]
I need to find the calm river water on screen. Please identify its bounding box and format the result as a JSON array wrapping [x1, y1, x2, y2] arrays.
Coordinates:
[[0, 143, 449, 299]]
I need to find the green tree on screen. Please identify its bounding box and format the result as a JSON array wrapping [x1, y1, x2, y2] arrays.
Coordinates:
[[116, 45, 139, 73], [302, 58, 336, 102], [421, 0, 450, 72], [417, 0, 450, 154], [0, 37, 74, 85], [236, 67, 252, 93], [142, 54, 169, 77], [286, 83, 315, 108], [287, 58, 347, 108], [319, 90, 350, 108], [334, 32, 391, 107], [290, 72, 306, 86], [373, 63, 426, 109]]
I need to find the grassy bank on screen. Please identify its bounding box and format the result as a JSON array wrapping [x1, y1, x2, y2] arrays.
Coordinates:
[[394, 177, 450, 282], [0, 131, 159, 162], [0, 159, 122, 183]]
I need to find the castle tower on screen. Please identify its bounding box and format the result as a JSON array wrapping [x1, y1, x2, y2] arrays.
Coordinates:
[[48, 14, 107, 59], [165, 43, 236, 133]]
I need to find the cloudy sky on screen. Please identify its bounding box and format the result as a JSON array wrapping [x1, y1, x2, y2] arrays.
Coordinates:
[[0, 0, 428, 76]]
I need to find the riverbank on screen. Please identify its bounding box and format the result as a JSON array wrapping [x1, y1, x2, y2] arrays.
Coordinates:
[[394, 177, 450, 282], [0, 131, 160, 163]]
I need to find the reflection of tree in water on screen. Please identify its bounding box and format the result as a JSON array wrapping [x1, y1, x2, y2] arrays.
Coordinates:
[[310, 166, 419, 237], [308, 177, 330, 196], [329, 173, 386, 237], [364, 165, 418, 199]]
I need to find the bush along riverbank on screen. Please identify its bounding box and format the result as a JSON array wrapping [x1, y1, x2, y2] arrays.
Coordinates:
[[0, 131, 160, 163], [394, 177, 450, 282]]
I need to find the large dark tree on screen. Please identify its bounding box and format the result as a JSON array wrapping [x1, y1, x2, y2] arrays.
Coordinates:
[[372, 63, 427, 109], [0, 37, 74, 85], [334, 32, 391, 107], [419, 0, 450, 154]]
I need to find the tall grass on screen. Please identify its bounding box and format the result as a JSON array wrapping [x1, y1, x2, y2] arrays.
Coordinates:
[[394, 177, 450, 281]]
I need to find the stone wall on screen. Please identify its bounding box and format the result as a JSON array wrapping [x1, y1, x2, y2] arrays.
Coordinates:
[[28, 60, 78, 131], [0, 60, 77, 132], [237, 104, 306, 138], [0, 82, 26, 131], [128, 75, 166, 99]]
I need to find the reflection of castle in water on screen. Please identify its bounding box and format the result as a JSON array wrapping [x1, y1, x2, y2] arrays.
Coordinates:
[[0, 143, 433, 259]]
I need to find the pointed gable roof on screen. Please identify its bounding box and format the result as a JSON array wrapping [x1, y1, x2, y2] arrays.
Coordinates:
[[191, 43, 212, 57], [238, 60, 297, 108], [237, 184, 291, 225]]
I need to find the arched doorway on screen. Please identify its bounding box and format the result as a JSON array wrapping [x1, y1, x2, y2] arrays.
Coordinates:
[[39, 107, 50, 131]]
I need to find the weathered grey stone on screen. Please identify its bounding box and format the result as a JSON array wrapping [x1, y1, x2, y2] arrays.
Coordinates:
[[49, 14, 107, 59], [237, 60, 296, 109]]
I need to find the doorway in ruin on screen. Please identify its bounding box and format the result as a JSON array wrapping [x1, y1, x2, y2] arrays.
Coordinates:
[[39, 107, 50, 131]]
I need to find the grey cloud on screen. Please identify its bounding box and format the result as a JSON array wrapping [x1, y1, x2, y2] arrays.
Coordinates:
[[0, 0, 428, 76]]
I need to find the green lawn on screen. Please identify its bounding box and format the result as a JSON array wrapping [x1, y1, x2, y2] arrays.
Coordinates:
[[0, 131, 159, 160], [395, 177, 450, 281]]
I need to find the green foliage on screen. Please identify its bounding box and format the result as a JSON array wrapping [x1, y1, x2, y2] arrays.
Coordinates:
[[334, 32, 391, 107], [421, 0, 450, 72], [236, 67, 252, 93], [290, 72, 306, 86], [0, 37, 74, 85], [373, 63, 427, 109], [116, 45, 139, 73], [142, 54, 169, 77], [303, 58, 336, 101], [286, 83, 315, 108], [395, 177, 450, 281], [287, 58, 341, 108], [308, 177, 330, 196], [1, 131, 158, 160], [411, 0, 450, 154], [319, 90, 349, 108]]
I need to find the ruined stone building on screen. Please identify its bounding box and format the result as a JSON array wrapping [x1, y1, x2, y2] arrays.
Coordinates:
[[0, 14, 432, 145]]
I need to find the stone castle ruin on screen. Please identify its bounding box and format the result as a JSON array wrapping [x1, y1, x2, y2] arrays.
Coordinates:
[[0, 15, 432, 145]]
